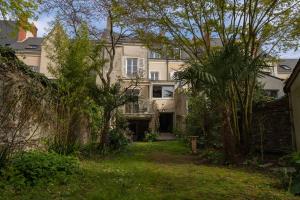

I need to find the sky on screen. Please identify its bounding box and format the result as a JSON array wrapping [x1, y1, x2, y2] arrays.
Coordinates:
[[34, 16, 300, 59]]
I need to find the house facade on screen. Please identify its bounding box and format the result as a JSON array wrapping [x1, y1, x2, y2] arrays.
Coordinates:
[[1, 20, 297, 140]]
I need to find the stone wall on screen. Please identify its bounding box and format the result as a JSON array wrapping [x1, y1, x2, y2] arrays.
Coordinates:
[[252, 97, 293, 154]]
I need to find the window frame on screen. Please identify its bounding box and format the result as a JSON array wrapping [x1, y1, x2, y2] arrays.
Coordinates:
[[126, 58, 138, 77], [150, 71, 159, 80], [149, 51, 161, 59], [151, 84, 175, 99]]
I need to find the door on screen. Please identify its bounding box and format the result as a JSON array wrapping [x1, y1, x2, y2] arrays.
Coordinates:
[[159, 113, 174, 133]]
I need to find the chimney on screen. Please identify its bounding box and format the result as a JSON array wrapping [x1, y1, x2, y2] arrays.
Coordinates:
[[17, 23, 37, 42], [17, 26, 27, 41]]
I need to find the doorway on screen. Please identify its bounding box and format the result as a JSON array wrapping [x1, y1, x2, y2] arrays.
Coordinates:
[[159, 113, 174, 133], [128, 120, 149, 141]]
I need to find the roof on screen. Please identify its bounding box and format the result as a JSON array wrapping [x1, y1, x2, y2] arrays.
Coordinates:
[[260, 72, 284, 81], [284, 59, 300, 93], [0, 20, 43, 53], [277, 59, 298, 74], [10, 37, 43, 52], [0, 21, 19, 46]]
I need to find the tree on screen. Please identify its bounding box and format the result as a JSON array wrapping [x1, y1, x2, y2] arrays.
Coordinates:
[[0, 0, 40, 29], [42, 0, 139, 149], [47, 23, 102, 154], [118, 0, 300, 158]]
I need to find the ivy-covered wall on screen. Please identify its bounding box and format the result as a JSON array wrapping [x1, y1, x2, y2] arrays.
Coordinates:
[[252, 97, 293, 154]]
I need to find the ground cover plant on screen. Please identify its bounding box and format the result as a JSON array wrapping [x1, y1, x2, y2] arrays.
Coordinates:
[[0, 141, 299, 200]]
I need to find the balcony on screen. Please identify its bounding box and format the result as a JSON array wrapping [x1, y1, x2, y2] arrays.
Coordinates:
[[125, 99, 152, 114]]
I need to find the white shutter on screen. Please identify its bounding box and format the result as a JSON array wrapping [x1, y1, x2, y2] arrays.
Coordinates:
[[122, 56, 127, 78], [138, 58, 145, 78]]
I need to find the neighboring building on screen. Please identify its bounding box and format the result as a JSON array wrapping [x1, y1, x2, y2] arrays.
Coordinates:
[[284, 59, 300, 150], [258, 73, 285, 98], [274, 59, 299, 80], [258, 59, 298, 99], [0, 20, 296, 139]]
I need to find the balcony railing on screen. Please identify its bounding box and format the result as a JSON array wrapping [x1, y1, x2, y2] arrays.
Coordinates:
[[125, 99, 152, 114]]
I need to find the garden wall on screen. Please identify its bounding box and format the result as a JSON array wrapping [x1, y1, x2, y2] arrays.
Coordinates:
[[252, 97, 293, 154]]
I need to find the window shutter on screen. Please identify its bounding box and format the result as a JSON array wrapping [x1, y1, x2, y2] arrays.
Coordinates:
[[122, 56, 127, 77], [138, 58, 145, 78]]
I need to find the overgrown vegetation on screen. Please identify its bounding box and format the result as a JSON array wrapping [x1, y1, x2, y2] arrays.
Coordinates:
[[0, 141, 298, 200], [0, 47, 57, 170], [1, 151, 79, 187]]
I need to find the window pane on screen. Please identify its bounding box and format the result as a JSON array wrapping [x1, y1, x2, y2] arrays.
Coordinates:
[[162, 86, 174, 97], [150, 72, 159, 80], [149, 51, 161, 59], [153, 85, 162, 98], [127, 58, 138, 75]]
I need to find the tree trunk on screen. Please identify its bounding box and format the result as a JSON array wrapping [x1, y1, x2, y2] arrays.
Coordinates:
[[222, 105, 237, 163], [100, 109, 112, 149]]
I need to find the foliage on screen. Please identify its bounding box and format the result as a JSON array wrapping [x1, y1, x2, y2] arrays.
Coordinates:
[[199, 149, 225, 165], [289, 153, 300, 195], [1, 151, 79, 187], [0, 47, 56, 170], [121, 0, 300, 57], [0, 141, 297, 200], [144, 131, 159, 142], [47, 23, 103, 155], [42, 0, 139, 148], [106, 128, 130, 152], [186, 95, 221, 148], [118, 0, 300, 161], [0, 0, 39, 25]]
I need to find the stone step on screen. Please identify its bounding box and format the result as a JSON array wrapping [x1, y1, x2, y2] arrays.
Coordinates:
[[157, 132, 176, 141]]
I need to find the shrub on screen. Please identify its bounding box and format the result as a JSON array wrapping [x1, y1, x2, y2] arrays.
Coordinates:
[[145, 132, 159, 142], [287, 153, 300, 195], [107, 128, 130, 152], [2, 151, 80, 186], [199, 149, 225, 165]]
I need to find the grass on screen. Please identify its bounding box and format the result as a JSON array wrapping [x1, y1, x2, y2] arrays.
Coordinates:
[[1, 141, 299, 200]]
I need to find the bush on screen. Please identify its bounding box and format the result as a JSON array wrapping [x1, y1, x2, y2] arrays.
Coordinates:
[[186, 95, 221, 149], [199, 149, 225, 165], [107, 128, 130, 152], [287, 153, 300, 195], [145, 132, 159, 142], [2, 151, 80, 186]]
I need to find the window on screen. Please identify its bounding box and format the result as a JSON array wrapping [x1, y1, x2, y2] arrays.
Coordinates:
[[125, 89, 140, 113], [279, 65, 291, 70], [126, 58, 138, 77], [169, 48, 181, 59], [169, 71, 176, 80], [29, 65, 39, 72], [25, 45, 39, 49], [263, 89, 279, 98], [152, 85, 174, 98], [150, 72, 159, 80], [149, 51, 161, 59]]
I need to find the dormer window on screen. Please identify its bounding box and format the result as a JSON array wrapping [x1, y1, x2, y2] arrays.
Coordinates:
[[25, 45, 38, 49], [279, 65, 291, 70]]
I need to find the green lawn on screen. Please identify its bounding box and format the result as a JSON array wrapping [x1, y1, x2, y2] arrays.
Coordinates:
[[2, 141, 299, 200]]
